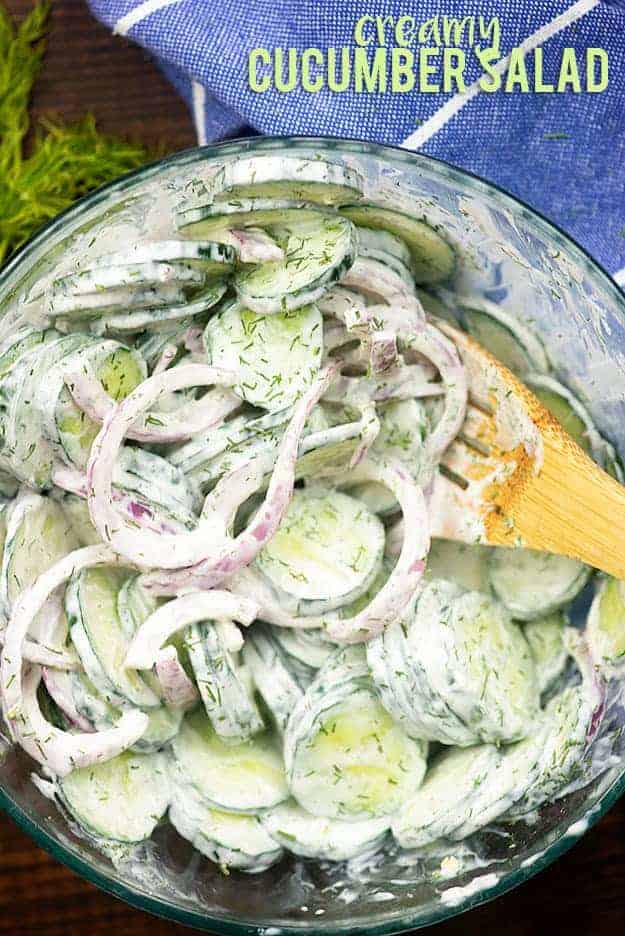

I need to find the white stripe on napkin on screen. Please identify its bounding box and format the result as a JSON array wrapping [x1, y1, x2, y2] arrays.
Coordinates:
[[114, 0, 185, 36], [401, 0, 600, 150], [614, 267, 625, 287], [192, 81, 208, 145]]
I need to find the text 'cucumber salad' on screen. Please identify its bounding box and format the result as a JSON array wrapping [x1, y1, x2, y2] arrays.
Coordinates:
[[0, 153, 620, 877]]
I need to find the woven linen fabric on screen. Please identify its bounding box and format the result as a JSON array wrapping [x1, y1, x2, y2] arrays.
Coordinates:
[[87, 0, 625, 281]]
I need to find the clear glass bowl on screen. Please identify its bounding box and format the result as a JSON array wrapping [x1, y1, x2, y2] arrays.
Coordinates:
[[1, 137, 625, 932]]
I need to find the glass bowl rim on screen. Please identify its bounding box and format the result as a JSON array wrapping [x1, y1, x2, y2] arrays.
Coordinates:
[[1, 133, 624, 934]]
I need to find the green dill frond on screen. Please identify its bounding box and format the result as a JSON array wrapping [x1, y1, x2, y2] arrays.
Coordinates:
[[0, 1, 154, 265]]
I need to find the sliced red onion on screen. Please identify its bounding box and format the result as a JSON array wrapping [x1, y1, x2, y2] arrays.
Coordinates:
[[1, 545, 148, 777], [323, 458, 430, 643], [22, 591, 80, 671], [183, 324, 205, 356], [139, 365, 338, 594], [86, 366, 261, 570], [42, 668, 94, 732], [564, 628, 606, 746], [154, 646, 199, 709], [402, 324, 467, 473], [341, 259, 417, 306], [323, 364, 442, 406], [51, 463, 185, 537], [227, 567, 323, 630], [125, 590, 258, 670], [152, 343, 178, 375], [349, 402, 380, 468], [228, 227, 284, 264], [66, 362, 239, 444]]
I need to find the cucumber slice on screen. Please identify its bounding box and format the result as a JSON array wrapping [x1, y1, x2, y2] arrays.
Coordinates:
[[285, 646, 428, 821], [86, 240, 236, 275], [176, 198, 328, 239], [261, 800, 388, 861], [459, 304, 550, 377], [527, 374, 605, 460], [415, 288, 456, 321], [56, 344, 146, 468], [424, 539, 491, 592], [57, 493, 101, 546], [53, 261, 208, 298], [392, 743, 503, 848], [367, 581, 539, 746], [242, 623, 307, 732], [587, 576, 625, 668], [2, 334, 91, 488], [49, 282, 191, 320], [211, 155, 363, 206], [115, 447, 199, 529], [234, 216, 356, 313], [1, 493, 79, 613], [169, 774, 283, 873], [58, 750, 170, 843], [91, 280, 229, 334], [65, 664, 181, 753], [271, 626, 336, 673], [504, 674, 599, 819], [169, 410, 287, 475], [356, 227, 415, 288], [0, 326, 59, 381], [340, 204, 455, 284], [344, 399, 429, 516], [204, 300, 322, 411], [488, 547, 591, 621], [255, 488, 385, 615], [185, 621, 264, 743], [66, 566, 161, 710], [171, 709, 288, 813], [524, 613, 568, 693]]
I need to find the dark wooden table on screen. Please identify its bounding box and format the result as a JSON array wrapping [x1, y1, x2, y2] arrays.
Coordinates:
[[1, 1, 624, 933]]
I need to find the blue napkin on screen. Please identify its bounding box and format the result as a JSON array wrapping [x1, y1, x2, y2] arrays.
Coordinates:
[[87, 0, 625, 283]]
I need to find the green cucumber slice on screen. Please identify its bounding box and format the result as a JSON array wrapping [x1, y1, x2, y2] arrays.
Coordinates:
[[459, 303, 550, 377], [88, 240, 236, 275], [340, 204, 455, 284], [392, 743, 503, 848], [587, 576, 625, 668], [66, 566, 161, 710], [58, 750, 170, 843], [185, 621, 264, 743], [55, 344, 147, 468], [211, 155, 363, 206], [169, 773, 283, 872], [204, 300, 322, 411], [176, 198, 328, 238], [171, 709, 288, 813], [256, 488, 385, 615], [285, 646, 428, 821], [242, 623, 307, 732], [528, 374, 608, 463], [261, 799, 388, 861], [368, 581, 539, 746], [424, 539, 492, 592], [356, 226, 415, 287], [523, 612, 568, 693], [234, 215, 356, 313], [488, 547, 591, 621], [344, 398, 429, 516], [1, 493, 79, 614]]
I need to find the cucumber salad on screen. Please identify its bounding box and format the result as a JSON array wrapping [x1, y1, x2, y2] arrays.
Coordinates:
[[0, 154, 620, 875]]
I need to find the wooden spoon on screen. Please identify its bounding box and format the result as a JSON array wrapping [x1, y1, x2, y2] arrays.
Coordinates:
[[428, 320, 625, 581]]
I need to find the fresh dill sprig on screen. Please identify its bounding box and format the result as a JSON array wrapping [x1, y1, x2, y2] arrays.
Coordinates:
[[0, 1, 154, 264]]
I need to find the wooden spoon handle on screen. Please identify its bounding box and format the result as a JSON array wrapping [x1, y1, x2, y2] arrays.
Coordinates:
[[486, 432, 625, 580]]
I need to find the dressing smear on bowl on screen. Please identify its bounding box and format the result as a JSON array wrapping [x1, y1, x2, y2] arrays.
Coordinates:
[[0, 151, 623, 919]]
